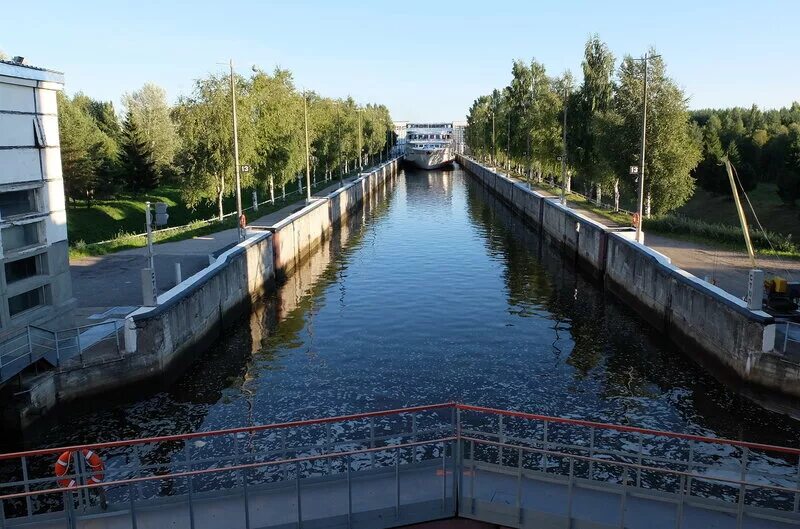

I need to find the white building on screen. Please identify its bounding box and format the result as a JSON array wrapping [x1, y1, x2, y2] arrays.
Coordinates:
[[451, 120, 467, 154], [0, 59, 73, 333]]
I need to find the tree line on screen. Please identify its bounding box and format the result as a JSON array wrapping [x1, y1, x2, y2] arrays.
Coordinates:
[[57, 67, 394, 218], [465, 35, 798, 217], [691, 105, 800, 205]]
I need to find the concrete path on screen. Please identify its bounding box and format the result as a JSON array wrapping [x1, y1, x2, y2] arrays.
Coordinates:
[[68, 174, 364, 325]]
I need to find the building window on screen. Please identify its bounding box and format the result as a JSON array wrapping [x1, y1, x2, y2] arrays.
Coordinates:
[[8, 286, 46, 317], [5, 254, 45, 284], [2, 222, 42, 253], [0, 189, 38, 218]]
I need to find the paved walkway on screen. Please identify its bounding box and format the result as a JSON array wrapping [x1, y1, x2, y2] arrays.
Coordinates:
[[68, 174, 363, 326]]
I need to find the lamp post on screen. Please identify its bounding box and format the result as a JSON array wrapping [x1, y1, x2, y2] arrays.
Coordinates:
[[303, 90, 312, 203], [357, 108, 363, 169], [491, 110, 496, 165], [634, 52, 660, 244], [229, 59, 244, 242], [560, 80, 570, 206]]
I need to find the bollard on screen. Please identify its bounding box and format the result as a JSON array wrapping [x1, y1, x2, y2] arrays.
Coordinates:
[[124, 317, 137, 353], [174, 262, 182, 285], [746, 269, 764, 310], [141, 268, 157, 306], [252, 190, 258, 212]]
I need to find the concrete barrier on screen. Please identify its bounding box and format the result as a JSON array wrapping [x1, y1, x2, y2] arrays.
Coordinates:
[[269, 159, 399, 277], [456, 154, 792, 397]]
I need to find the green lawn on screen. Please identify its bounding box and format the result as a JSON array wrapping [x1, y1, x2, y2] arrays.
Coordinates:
[[676, 183, 800, 241], [66, 187, 243, 245], [67, 174, 359, 258]]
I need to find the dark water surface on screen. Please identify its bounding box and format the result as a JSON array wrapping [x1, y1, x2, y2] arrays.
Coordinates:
[[9, 166, 800, 451]]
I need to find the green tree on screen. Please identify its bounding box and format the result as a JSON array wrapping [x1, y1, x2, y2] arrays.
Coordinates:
[[57, 93, 120, 205], [612, 53, 701, 215], [572, 36, 616, 203], [122, 83, 179, 175], [777, 124, 800, 206], [120, 110, 159, 192]]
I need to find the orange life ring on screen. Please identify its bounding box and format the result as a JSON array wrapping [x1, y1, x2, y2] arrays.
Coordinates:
[[239, 214, 247, 229], [54, 449, 105, 488], [632, 212, 641, 228]]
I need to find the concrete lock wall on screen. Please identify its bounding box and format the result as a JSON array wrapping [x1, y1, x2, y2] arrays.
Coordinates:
[[4, 159, 401, 429], [271, 159, 397, 277], [128, 158, 399, 378], [456, 155, 792, 397]]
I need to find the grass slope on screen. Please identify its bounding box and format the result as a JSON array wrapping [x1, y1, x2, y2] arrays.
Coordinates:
[[676, 184, 800, 241]]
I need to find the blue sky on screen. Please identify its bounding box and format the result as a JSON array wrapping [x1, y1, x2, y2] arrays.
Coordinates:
[[3, 0, 798, 122]]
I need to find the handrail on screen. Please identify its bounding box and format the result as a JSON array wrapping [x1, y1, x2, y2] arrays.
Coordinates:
[[3, 401, 799, 461], [0, 402, 456, 460], [0, 436, 457, 501], [462, 435, 798, 496], [458, 404, 800, 455]]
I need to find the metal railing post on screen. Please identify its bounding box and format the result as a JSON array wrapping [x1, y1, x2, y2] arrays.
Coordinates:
[[619, 466, 628, 529], [469, 440, 476, 514], [21, 456, 33, 516], [567, 457, 575, 525], [588, 427, 595, 480], [454, 406, 461, 514], [794, 456, 800, 512], [395, 447, 400, 519], [541, 422, 549, 473], [441, 441, 447, 513], [128, 482, 138, 529], [346, 455, 352, 529], [369, 417, 375, 468], [296, 461, 302, 529], [185, 445, 195, 529], [516, 448, 523, 523], [737, 447, 749, 529], [676, 474, 685, 529]]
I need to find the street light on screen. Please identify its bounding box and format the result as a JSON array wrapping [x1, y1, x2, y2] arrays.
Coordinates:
[[560, 78, 571, 206], [633, 52, 660, 244], [229, 59, 244, 242], [303, 90, 312, 203]]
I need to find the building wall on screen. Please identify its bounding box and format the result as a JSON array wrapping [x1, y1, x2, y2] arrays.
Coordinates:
[[0, 62, 74, 335]]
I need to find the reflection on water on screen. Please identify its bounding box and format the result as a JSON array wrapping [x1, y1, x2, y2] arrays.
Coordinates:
[[9, 166, 800, 453]]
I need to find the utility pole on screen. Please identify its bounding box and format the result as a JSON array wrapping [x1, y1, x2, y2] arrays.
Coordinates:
[[634, 53, 660, 244], [507, 114, 511, 170], [229, 59, 244, 242], [560, 81, 569, 206], [357, 109, 363, 169], [303, 91, 311, 203], [491, 111, 496, 165]]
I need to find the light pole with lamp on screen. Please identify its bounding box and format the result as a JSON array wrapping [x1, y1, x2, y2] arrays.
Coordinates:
[[229, 59, 244, 242], [303, 90, 312, 203], [633, 52, 660, 244], [560, 77, 571, 206]]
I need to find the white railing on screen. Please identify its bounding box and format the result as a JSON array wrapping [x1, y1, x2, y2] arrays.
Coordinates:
[[0, 320, 123, 383]]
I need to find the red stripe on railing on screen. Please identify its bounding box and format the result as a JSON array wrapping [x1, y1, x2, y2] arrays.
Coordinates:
[[457, 404, 800, 455], [2, 402, 799, 461], [0, 402, 456, 461]]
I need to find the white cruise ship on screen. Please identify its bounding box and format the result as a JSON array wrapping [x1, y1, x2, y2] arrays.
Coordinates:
[[404, 123, 455, 170]]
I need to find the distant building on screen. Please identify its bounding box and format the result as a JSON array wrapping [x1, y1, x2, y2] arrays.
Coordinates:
[[393, 121, 409, 144], [452, 120, 467, 154], [0, 59, 73, 332], [395, 120, 467, 153]]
